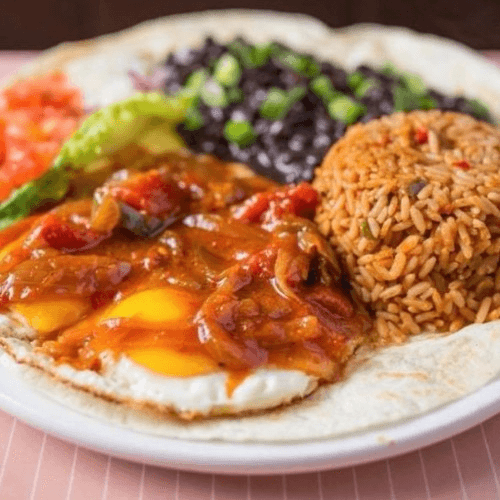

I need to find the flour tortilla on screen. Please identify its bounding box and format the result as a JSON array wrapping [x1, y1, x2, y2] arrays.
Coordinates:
[[1, 10, 500, 441]]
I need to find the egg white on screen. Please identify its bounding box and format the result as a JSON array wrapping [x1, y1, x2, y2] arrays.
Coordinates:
[[0, 314, 318, 417]]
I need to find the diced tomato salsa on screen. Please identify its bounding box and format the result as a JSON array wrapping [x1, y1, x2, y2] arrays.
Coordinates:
[[0, 72, 84, 201]]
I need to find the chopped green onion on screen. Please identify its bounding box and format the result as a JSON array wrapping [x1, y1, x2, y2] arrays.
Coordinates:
[[467, 98, 490, 119], [303, 59, 321, 78], [401, 72, 426, 95], [418, 96, 437, 110], [184, 69, 209, 94], [184, 106, 204, 131], [347, 71, 365, 91], [275, 50, 320, 77], [328, 96, 366, 124], [277, 51, 310, 73], [227, 87, 244, 103], [288, 85, 307, 104], [200, 79, 228, 107], [227, 39, 256, 68], [251, 43, 273, 67], [258, 86, 307, 120], [393, 86, 417, 112], [381, 61, 398, 77], [310, 76, 337, 102], [354, 78, 377, 98], [259, 88, 289, 119], [393, 86, 437, 112], [223, 120, 256, 147], [213, 54, 241, 87]]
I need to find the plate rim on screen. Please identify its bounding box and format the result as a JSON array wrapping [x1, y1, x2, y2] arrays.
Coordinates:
[[1, 358, 500, 474]]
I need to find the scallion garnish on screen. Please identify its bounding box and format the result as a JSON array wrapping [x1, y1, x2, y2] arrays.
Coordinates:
[[259, 88, 289, 119], [184, 69, 209, 94], [278, 51, 309, 73], [468, 98, 490, 119], [418, 96, 437, 110], [328, 96, 366, 124], [393, 86, 437, 112], [401, 72, 426, 95], [200, 79, 228, 107], [276, 50, 320, 77], [304, 59, 321, 78], [213, 54, 241, 87], [223, 120, 256, 147], [347, 71, 365, 91], [251, 43, 273, 67], [381, 62, 398, 77], [259, 86, 307, 120], [354, 78, 377, 98], [288, 85, 307, 104], [310, 76, 337, 102], [227, 39, 257, 68]]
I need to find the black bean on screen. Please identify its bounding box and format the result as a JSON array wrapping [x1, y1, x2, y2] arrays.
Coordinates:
[[169, 37, 494, 185]]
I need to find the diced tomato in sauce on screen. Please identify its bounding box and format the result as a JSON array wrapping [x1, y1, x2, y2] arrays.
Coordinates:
[[107, 170, 190, 218], [233, 182, 319, 224], [0, 72, 84, 201], [0, 153, 370, 387], [38, 213, 110, 253]]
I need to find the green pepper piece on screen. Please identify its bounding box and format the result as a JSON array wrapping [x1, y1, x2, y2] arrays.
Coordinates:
[[213, 54, 241, 87], [328, 96, 366, 124], [223, 120, 256, 147]]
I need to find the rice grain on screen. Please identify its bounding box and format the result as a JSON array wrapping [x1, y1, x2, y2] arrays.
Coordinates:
[[314, 110, 500, 342]]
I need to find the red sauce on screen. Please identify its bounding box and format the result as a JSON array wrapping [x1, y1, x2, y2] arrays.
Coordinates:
[[0, 152, 371, 384]]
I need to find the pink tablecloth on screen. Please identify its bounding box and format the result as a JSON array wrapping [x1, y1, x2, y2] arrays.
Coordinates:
[[1, 50, 500, 500]]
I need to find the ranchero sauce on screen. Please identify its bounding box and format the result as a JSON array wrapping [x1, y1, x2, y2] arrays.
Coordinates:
[[0, 152, 370, 387]]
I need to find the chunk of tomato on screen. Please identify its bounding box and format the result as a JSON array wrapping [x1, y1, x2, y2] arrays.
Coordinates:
[[39, 214, 109, 253]]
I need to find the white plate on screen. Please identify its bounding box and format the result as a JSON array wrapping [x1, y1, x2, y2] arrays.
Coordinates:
[[1, 353, 500, 475], [2, 11, 500, 475]]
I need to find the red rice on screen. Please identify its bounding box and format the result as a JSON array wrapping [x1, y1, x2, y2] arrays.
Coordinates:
[[313, 110, 500, 343]]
